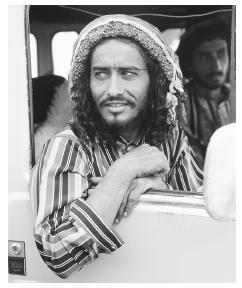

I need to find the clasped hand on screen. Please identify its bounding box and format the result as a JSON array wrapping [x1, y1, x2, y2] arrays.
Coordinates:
[[90, 144, 170, 224]]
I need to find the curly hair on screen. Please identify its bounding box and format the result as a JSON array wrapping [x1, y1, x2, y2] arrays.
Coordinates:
[[177, 19, 231, 79], [71, 38, 183, 147]]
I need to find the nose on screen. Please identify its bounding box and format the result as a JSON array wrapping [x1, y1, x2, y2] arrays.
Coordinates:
[[211, 56, 222, 71], [107, 72, 123, 97]]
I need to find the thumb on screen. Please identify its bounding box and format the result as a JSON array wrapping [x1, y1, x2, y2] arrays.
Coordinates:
[[90, 177, 102, 185]]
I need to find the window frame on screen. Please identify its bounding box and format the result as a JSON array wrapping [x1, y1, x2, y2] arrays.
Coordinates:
[[27, 5, 236, 219]]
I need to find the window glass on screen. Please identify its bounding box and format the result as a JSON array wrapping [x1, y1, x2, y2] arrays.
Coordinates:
[[161, 28, 186, 51], [52, 31, 78, 79], [30, 33, 38, 77]]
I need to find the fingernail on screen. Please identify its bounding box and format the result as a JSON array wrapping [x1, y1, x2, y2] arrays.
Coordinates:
[[124, 211, 128, 217]]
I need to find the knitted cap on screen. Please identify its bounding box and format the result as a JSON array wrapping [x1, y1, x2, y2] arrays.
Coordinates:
[[69, 14, 184, 125]]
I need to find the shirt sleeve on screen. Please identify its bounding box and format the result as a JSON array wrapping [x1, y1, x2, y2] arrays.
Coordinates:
[[166, 122, 204, 191], [30, 136, 124, 279]]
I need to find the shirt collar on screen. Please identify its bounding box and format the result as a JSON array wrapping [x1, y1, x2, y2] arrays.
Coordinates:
[[116, 134, 144, 146], [96, 133, 146, 148]]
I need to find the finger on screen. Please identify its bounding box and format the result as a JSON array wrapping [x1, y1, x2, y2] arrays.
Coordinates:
[[90, 177, 102, 185], [114, 180, 138, 223], [123, 185, 143, 216], [160, 157, 170, 174], [124, 197, 138, 217], [115, 202, 126, 224], [150, 176, 168, 191], [152, 173, 164, 181], [114, 193, 129, 224]]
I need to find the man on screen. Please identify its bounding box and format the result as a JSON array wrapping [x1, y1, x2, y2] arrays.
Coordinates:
[[30, 14, 203, 279], [177, 19, 231, 167]]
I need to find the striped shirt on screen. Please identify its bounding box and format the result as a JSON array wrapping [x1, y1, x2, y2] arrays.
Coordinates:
[[182, 82, 231, 167], [30, 122, 203, 278]]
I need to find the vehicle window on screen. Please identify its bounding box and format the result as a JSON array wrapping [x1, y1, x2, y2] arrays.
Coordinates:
[[52, 31, 78, 79], [161, 28, 186, 51], [30, 33, 38, 77], [28, 5, 234, 217]]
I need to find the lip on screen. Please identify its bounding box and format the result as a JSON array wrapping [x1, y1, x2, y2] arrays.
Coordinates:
[[208, 73, 223, 79], [103, 102, 130, 113], [208, 75, 224, 84], [104, 101, 129, 107]]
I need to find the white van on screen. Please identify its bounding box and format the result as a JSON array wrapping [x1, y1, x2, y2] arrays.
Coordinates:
[[8, 5, 236, 282]]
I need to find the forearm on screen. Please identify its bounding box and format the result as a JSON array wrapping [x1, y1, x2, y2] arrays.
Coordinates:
[[32, 136, 128, 278], [34, 197, 124, 278], [85, 144, 172, 225], [86, 160, 133, 227], [34, 216, 96, 279]]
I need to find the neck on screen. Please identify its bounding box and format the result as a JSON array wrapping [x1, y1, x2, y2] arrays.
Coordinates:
[[117, 113, 145, 143], [193, 81, 223, 102], [119, 126, 141, 143]]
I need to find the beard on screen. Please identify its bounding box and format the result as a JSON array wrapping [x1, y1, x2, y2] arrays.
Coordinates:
[[95, 96, 149, 138], [193, 71, 227, 90]]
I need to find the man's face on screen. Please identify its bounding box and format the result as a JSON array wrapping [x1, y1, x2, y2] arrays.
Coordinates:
[[90, 39, 150, 130], [191, 38, 229, 89]]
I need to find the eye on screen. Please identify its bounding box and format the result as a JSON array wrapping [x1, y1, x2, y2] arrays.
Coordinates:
[[121, 70, 138, 79], [218, 49, 226, 58], [94, 71, 109, 80], [199, 54, 210, 61]]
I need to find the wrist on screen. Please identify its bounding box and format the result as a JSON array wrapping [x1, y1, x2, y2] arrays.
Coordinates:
[[110, 158, 135, 182]]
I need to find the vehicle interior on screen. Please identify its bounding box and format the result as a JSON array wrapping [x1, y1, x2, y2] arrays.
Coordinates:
[[29, 5, 233, 76], [28, 5, 235, 163]]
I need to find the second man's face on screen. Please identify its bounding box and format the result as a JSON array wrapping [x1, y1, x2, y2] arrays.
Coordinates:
[[90, 39, 150, 130], [191, 38, 229, 90]]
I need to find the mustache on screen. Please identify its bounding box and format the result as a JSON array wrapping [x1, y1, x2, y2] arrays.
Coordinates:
[[207, 71, 224, 78], [99, 96, 136, 107]]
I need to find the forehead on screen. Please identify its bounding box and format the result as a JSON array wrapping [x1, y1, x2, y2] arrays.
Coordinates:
[[90, 38, 147, 67], [195, 38, 228, 54]]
